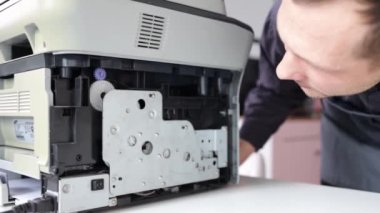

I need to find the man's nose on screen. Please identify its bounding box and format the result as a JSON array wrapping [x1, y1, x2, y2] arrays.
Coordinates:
[[276, 52, 305, 81]]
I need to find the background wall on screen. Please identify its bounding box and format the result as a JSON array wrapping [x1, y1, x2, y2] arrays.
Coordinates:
[[224, 0, 274, 58]]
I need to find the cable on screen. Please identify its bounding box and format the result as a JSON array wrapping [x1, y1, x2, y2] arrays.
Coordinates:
[[4, 196, 57, 213], [134, 190, 156, 197]]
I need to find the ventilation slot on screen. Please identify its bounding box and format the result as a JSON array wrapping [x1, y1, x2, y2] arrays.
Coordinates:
[[19, 91, 31, 113], [0, 91, 31, 113], [0, 92, 18, 113], [136, 13, 166, 50]]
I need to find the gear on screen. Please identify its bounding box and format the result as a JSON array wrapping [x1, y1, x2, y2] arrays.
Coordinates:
[[89, 80, 115, 111]]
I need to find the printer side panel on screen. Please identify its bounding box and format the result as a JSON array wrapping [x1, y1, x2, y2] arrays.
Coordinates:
[[0, 0, 253, 211]]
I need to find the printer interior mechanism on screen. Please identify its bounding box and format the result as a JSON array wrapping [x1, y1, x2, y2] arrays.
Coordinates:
[[0, 0, 253, 212]]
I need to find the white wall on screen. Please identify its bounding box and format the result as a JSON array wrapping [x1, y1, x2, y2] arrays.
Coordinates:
[[224, 0, 274, 58]]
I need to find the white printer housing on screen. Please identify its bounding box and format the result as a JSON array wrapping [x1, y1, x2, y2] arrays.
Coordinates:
[[0, 0, 253, 212]]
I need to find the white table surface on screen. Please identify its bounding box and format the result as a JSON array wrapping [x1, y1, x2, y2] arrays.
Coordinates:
[[109, 176, 380, 213], [2, 176, 380, 212]]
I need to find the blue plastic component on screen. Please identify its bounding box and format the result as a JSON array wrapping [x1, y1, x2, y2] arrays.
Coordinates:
[[94, 68, 107, 80]]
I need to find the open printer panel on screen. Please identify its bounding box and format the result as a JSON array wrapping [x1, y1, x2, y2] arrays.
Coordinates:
[[0, 0, 253, 212]]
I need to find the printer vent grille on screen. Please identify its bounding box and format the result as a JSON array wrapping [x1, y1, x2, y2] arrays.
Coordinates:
[[19, 91, 31, 113], [0, 91, 31, 113], [136, 13, 166, 50]]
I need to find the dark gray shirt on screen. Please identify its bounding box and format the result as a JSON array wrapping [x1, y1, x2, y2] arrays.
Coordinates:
[[240, 1, 307, 150]]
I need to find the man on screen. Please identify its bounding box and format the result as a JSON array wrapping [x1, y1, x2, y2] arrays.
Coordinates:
[[240, 0, 380, 193]]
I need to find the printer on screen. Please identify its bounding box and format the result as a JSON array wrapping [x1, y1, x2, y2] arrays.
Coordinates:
[[0, 0, 253, 212]]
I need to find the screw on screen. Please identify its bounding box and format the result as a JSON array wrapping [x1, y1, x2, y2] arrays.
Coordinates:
[[109, 198, 117, 207], [128, 136, 137, 146], [75, 154, 82, 162], [163, 149, 171, 159], [149, 110, 157, 119], [62, 184, 70, 193], [110, 126, 118, 135]]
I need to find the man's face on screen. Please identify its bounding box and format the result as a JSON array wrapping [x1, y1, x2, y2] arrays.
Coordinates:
[[276, 0, 380, 98]]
